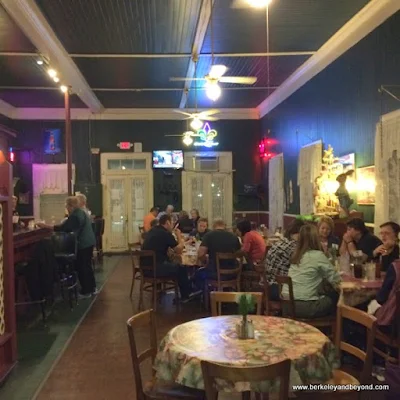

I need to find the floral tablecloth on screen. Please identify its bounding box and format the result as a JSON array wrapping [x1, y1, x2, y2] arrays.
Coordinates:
[[340, 275, 382, 307], [154, 315, 339, 392]]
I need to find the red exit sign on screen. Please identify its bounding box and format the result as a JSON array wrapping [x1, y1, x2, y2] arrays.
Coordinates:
[[117, 142, 133, 150]]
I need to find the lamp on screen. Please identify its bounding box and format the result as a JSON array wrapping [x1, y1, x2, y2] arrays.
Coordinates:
[[190, 117, 203, 131], [206, 82, 221, 101]]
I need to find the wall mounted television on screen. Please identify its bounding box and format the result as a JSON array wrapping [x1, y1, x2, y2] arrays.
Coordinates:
[[152, 150, 184, 169], [43, 129, 62, 154]]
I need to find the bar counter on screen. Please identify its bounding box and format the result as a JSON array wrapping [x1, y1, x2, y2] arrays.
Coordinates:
[[13, 228, 53, 264]]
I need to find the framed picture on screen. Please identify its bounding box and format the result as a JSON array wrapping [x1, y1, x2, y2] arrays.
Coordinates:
[[356, 165, 376, 205]]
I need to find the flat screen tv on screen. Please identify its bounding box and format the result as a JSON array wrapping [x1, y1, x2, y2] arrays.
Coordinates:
[[152, 150, 183, 169], [43, 129, 62, 154]]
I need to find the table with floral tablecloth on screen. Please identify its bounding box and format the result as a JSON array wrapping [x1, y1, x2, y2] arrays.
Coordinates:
[[340, 275, 383, 307], [154, 315, 339, 393]]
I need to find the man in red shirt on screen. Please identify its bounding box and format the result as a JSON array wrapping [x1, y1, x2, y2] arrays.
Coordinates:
[[236, 220, 266, 267]]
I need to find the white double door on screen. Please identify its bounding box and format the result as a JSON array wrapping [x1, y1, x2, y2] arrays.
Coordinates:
[[182, 172, 233, 226], [104, 175, 152, 251]]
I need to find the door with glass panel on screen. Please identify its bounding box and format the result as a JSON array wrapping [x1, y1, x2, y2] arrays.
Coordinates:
[[182, 172, 232, 226], [102, 153, 153, 252]]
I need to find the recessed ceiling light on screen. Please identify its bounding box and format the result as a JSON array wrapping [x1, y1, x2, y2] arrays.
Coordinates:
[[53, 76, 60, 83], [36, 59, 43, 65], [48, 68, 57, 78]]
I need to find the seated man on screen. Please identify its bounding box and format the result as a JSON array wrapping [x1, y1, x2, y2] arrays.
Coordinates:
[[195, 218, 241, 283], [340, 218, 381, 261], [142, 214, 192, 301], [372, 221, 400, 272], [188, 217, 210, 241], [143, 207, 159, 232]]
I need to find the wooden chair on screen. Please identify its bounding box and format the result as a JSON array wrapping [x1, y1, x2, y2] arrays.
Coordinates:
[[262, 279, 282, 316], [129, 243, 143, 298], [204, 253, 243, 310], [201, 359, 291, 400], [276, 275, 336, 338], [127, 310, 205, 400], [373, 289, 400, 365], [132, 250, 179, 312], [210, 291, 263, 316], [297, 305, 377, 400], [241, 246, 271, 292]]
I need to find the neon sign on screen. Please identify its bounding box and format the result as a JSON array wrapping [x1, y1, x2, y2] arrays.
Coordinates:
[[193, 123, 219, 147]]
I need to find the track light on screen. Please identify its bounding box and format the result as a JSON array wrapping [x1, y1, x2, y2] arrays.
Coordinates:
[[60, 85, 68, 93], [53, 76, 60, 83], [36, 59, 44, 65], [48, 69, 57, 78]]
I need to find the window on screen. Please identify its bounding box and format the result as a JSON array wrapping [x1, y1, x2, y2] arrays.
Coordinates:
[[107, 159, 146, 170]]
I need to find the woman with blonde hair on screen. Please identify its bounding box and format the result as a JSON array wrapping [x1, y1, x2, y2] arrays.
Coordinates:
[[282, 224, 341, 318], [318, 215, 339, 254]]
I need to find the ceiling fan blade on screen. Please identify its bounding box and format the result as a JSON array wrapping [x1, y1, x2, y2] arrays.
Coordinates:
[[165, 134, 184, 137], [198, 109, 220, 118], [219, 76, 258, 84], [231, 0, 270, 8], [205, 116, 218, 121], [172, 109, 193, 117], [170, 77, 205, 81], [209, 65, 228, 79], [230, 0, 248, 8]]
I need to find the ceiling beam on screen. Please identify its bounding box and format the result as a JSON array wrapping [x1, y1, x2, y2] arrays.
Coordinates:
[[13, 107, 259, 121], [0, 99, 16, 119], [179, 0, 215, 108], [257, 0, 400, 118], [0, 86, 278, 92], [0, 0, 103, 113], [0, 51, 315, 58]]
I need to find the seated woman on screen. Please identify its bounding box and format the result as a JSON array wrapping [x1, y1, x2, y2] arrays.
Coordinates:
[[318, 215, 340, 254], [368, 260, 400, 336], [236, 219, 266, 268], [263, 219, 305, 301], [282, 224, 341, 319], [188, 217, 209, 242], [190, 208, 200, 230]]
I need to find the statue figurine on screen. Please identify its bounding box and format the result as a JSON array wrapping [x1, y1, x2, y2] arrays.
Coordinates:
[[335, 170, 354, 217]]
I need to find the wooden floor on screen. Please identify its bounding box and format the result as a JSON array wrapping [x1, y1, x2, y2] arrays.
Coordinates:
[[35, 256, 387, 400]]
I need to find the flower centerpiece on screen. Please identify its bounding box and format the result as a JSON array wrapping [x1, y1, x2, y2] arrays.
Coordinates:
[[236, 293, 256, 339]]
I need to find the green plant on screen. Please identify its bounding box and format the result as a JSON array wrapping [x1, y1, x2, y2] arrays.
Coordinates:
[[236, 293, 256, 316]]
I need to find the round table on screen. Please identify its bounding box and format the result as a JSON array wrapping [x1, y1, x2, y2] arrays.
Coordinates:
[[154, 315, 339, 392], [340, 275, 382, 307]]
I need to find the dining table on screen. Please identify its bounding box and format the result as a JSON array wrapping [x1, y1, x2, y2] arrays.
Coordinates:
[[154, 315, 339, 393], [339, 274, 383, 307]]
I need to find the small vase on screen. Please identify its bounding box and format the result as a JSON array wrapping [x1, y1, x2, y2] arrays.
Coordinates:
[[236, 315, 255, 340]]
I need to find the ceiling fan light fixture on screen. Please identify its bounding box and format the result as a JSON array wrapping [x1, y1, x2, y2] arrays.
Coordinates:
[[206, 82, 221, 102], [190, 117, 203, 131], [183, 135, 194, 146], [246, 0, 272, 8]]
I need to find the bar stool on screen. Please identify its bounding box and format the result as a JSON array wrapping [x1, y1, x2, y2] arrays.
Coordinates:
[[51, 232, 78, 309]]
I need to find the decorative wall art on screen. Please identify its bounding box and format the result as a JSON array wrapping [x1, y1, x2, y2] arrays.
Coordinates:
[[356, 166, 376, 205]]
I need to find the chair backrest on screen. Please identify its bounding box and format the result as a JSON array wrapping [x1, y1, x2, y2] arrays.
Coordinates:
[[210, 291, 263, 316], [129, 249, 156, 278], [335, 304, 377, 384], [216, 253, 243, 285], [51, 232, 77, 256], [201, 359, 291, 400], [126, 309, 158, 400], [275, 275, 296, 317]]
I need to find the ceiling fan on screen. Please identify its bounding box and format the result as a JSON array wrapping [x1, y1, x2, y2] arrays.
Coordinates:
[[170, 0, 257, 102]]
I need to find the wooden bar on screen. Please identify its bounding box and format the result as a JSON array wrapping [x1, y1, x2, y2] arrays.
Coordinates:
[[13, 228, 53, 264]]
